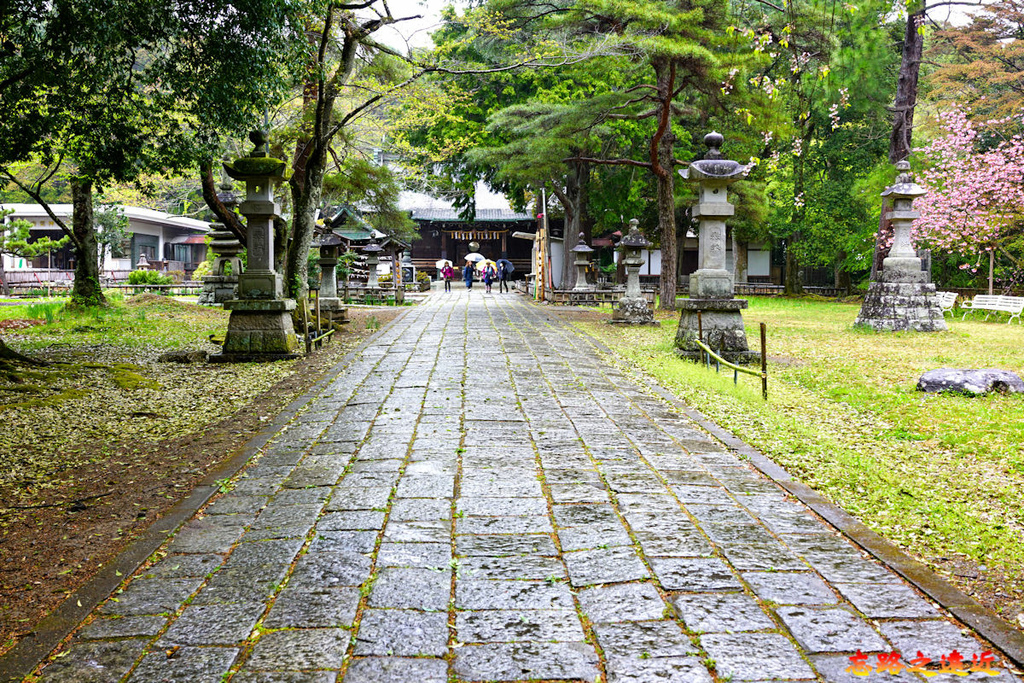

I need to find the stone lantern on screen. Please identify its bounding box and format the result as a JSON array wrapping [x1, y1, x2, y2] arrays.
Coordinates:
[[363, 239, 383, 288], [316, 232, 347, 325], [855, 161, 946, 331], [400, 252, 415, 288], [610, 219, 656, 325], [214, 131, 299, 360], [570, 232, 594, 292], [675, 132, 758, 363], [198, 178, 244, 305]]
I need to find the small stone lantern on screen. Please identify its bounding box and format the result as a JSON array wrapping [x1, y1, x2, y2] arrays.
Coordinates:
[[363, 239, 383, 288], [214, 131, 299, 361], [855, 161, 947, 331], [675, 132, 758, 363], [610, 219, 656, 325], [570, 232, 594, 292]]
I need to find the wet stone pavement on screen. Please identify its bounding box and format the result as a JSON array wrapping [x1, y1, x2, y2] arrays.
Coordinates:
[[37, 290, 1017, 682]]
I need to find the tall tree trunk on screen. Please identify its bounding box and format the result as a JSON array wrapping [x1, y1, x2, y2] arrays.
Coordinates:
[[835, 250, 852, 293], [889, 10, 924, 165], [0, 255, 9, 296], [733, 235, 748, 284], [871, 10, 925, 277], [69, 178, 106, 307], [652, 59, 678, 311], [556, 161, 589, 290]]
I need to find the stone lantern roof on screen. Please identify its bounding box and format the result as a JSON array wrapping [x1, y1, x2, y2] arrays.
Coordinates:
[[619, 219, 650, 249], [570, 232, 593, 254]]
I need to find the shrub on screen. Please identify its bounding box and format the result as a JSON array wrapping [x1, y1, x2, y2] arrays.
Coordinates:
[[416, 271, 430, 283], [127, 270, 173, 285]]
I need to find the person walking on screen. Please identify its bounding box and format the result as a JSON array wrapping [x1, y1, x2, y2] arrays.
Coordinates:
[[483, 262, 496, 293], [497, 260, 510, 293], [463, 262, 474, 290], [441, 263, 454, 292]]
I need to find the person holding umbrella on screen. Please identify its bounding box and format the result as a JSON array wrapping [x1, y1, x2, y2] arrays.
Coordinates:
[[482, 260, 497, 293], [496, 258, 514, 293], [463, 259, 475, 290]]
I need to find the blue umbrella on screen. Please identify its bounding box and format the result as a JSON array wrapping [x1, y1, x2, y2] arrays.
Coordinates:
[[496, 259, 515, 273]]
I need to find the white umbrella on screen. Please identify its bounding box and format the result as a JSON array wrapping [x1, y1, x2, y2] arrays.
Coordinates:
[[464, 252, 485, 263], [435, 259, 452, 269]]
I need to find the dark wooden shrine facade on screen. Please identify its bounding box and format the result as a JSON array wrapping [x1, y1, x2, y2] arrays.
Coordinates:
[[408, 209, 538, 277]]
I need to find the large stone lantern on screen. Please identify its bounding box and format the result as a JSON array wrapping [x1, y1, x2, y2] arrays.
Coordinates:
[[570, 232, 594, 292], [610, 219, 656, 325], [855, 161, 946, 331], [675, 132, 758, 363], [363, 239, 383, 288], [213, 131, 299, 360]]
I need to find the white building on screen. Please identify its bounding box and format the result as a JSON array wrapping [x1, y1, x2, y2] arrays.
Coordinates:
[[0, 204, 209, 281]]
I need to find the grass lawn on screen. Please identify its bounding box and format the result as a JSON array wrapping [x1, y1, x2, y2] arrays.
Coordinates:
[[574, 296, 1024, 623]]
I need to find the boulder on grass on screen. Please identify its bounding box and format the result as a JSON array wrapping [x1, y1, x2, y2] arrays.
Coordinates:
[[917, 368, 1024, 395]]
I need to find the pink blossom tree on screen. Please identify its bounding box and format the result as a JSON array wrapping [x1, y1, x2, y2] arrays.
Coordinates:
[[913, 106, 1024, 292]]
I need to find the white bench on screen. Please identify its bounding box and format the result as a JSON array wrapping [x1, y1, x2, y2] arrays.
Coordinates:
[[960, 294, 1024, 324], [935, 291, 958, 317]]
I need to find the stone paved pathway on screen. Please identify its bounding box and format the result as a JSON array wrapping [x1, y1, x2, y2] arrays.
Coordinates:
[[36, 290, 1016, 682]]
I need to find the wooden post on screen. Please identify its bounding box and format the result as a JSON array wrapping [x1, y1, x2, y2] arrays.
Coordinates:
[[315, 289, 322, 348], [760, 322, 768, 400], [301, 303, 311, 355]]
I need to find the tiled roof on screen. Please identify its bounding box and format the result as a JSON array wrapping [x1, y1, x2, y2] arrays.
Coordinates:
[[411, 208, 534, 222]]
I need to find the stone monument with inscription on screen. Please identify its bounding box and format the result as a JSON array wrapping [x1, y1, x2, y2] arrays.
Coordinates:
[[212, 132, 299, 361], [675, 132, 758, 363], [855, 161, 947, 332]]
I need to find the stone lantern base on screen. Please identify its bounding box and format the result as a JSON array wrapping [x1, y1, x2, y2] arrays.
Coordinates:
[[211, 299, 300, 362], [318, 297, 349, 325], [610, 297, 658, 325], [675, 298, 759, 364], [854, 272, 947, 332], [198, 275, 238, 305]]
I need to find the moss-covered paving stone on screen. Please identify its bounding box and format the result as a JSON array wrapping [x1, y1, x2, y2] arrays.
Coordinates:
[[262, 587, 360, 628], [37, 639, 148, 683], [130, 646, 240, 683], [774, 606, 888, 653], [367, 568, 452, 610], [455, 609, 585, 643], [453, 642, 600, 682], [344, 657, 448, 683], [98, 578, 202, 616], [742, 571, 840, 605], [245, 628, 351, 670], [352, 609, 449, 657], [576, 582, 668, 623], [671, 592, 776, 632], [455, 580, 575, 610], [564, 546, 651, 587], [701, 632, 816, 681], [157, 602, 263, 645]]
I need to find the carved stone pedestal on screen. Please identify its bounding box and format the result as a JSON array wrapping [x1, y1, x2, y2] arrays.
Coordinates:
[[611, 296, 657, 325], [855, 275, 947, 332], [211, 299, 300, 362], [675, 299, 759, 364]]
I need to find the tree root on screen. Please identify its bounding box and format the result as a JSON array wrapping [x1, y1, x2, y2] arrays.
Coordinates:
[[0, 338, 48, 367]]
